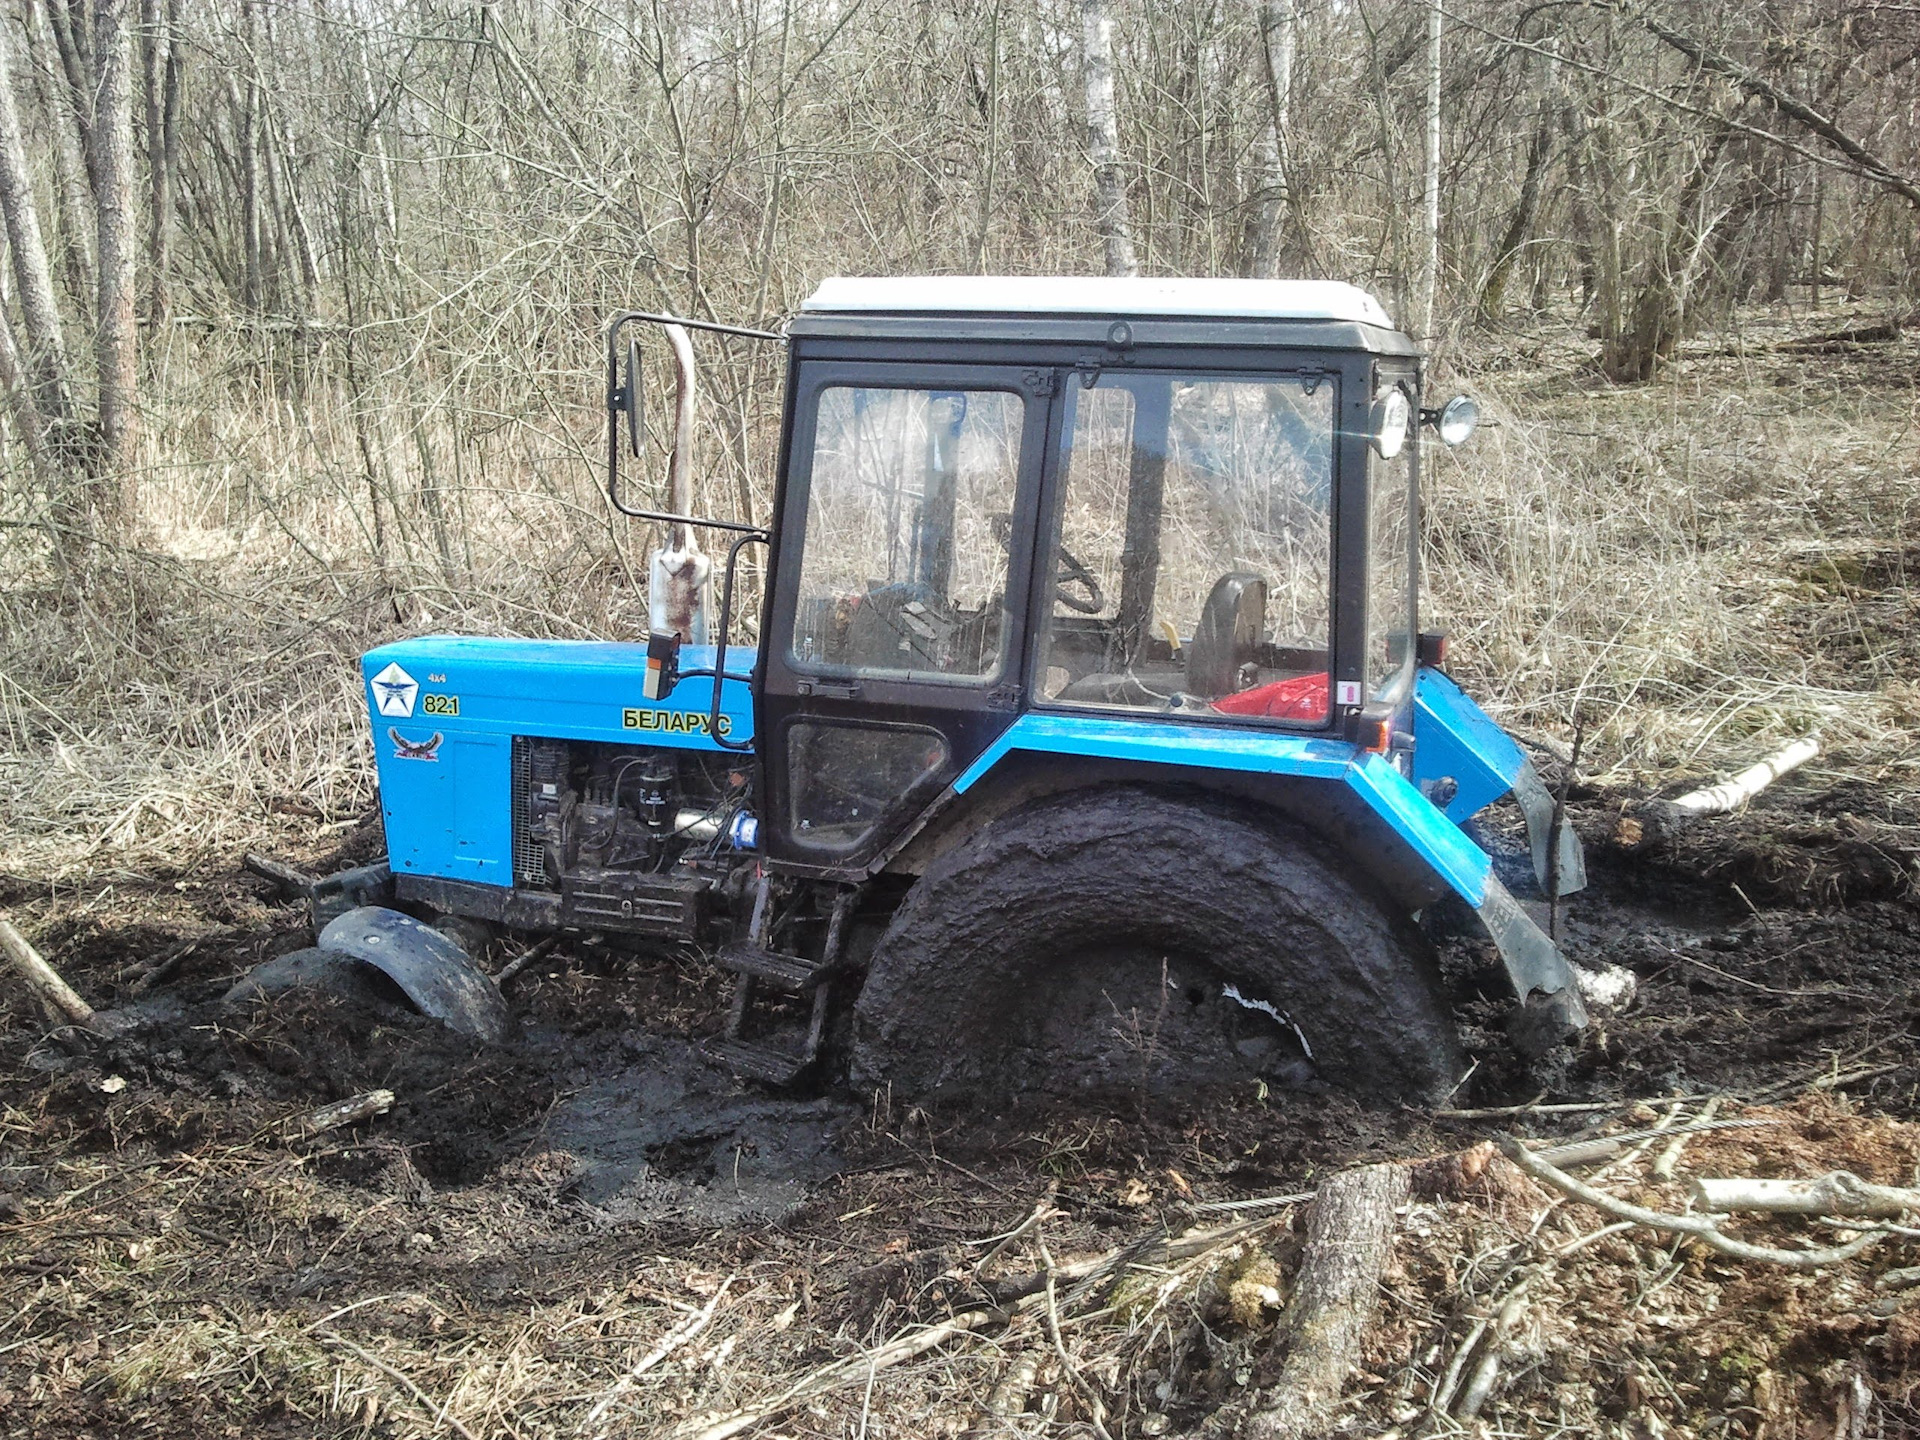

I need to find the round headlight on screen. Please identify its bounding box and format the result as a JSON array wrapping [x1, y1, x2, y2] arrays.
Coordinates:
[[1371, 389, 1411, 459], [1438, 395, 1479, 447]]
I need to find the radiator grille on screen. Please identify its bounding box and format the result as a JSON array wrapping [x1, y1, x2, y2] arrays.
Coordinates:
[[511, 737, 546, 887]]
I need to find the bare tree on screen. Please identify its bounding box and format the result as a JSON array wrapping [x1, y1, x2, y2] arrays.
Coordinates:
[[1080, 0, 1136, 277], [1417, 0, 1441, 336], [0, 8, 72, 430], [1249, 0, 1295, 278], [139, 0, 179, 319], [89, 0, 138, 497]]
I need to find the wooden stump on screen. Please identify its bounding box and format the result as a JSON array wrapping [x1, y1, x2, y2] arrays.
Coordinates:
[[1242, 1161, 1410, 1440]]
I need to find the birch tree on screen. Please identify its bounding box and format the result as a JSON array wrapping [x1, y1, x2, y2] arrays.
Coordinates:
[[1080, 0, 1136, 277]]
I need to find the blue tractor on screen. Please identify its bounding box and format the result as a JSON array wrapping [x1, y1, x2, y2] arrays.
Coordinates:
[[320, 276, 1588, 1103]]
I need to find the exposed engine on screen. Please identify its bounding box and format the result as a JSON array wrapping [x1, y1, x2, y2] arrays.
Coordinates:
[[512, 738, 752, 937]]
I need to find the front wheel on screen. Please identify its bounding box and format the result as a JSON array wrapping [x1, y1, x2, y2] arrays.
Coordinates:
[[850, 787, 1464, 1105]]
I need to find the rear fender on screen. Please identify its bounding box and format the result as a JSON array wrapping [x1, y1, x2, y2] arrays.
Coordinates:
[[931, 712, 1585, 1034]]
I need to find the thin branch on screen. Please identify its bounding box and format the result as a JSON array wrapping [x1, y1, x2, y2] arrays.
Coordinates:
[[1500, 1139, 1884, 1270]]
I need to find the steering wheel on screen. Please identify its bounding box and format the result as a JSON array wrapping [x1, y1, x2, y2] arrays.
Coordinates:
[[987, 512, 1106, 615], [1053, 545, 1105, 615]]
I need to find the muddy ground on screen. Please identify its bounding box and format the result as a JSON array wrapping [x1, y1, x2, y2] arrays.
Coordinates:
[[3, 781, 1920, 1439]]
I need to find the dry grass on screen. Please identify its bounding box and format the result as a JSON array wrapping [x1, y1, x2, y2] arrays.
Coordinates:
[[1428, 312, 1920, 789], [2, 305, 1916, 878]]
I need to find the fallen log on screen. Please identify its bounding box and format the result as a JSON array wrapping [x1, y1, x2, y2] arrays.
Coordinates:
[[0, 916, 104, 1032], [1692, 1171, 1920, 1219], [1670, 736, 1820, 816], [1242, 1160, 1411, 1440]]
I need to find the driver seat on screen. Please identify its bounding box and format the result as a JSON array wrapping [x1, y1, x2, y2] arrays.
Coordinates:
[[1185, 573, 1267, 698]]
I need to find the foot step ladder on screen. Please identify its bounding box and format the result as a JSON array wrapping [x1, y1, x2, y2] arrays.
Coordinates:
[[704, 880, 857, 1086]]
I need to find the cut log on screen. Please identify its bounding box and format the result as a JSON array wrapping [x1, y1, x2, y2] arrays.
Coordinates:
[[0, 916, 104, 1031], [1670, 736, 1820, 815], [1691, 1171, 1920, 1218], [1242, 1160, 1410, 1440], [291, 1089, 395, 1138]]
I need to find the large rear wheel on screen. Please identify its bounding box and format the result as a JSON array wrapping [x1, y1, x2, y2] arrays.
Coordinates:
[[850, 787, 1464, 1104]]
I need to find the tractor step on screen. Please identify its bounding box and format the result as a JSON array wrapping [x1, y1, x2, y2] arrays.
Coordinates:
[[716, 941, 837, 992], [707, 881, 857, 1088], [704, 1037, 816, 1087]]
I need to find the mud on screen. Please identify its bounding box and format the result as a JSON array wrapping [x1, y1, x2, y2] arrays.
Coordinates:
[[530, 1032, 853, 1223], [5, 779, 1920, 1437]]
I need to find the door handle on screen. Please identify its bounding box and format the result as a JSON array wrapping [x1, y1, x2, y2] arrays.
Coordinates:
[[797, 680, 860, 700]]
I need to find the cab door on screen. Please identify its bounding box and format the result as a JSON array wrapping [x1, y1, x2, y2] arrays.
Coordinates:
[[757, 362, 1053, 878]]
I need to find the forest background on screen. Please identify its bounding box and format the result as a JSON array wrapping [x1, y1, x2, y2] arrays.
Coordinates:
[[0, 0, 1915, 875]]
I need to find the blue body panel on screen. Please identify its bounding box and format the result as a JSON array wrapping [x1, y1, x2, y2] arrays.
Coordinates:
[[1410, 669, 1527, 823], [362, 636, 752, 887], [954, 712, 1492, 907]]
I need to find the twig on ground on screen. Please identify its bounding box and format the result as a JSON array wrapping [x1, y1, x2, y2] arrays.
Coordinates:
[[587, 1274, 735, 1429], [1435, 1098, 1690, 1120], [127, 939, 198, 997], [1, 916, 104, 1031], [493, 936, 558, 988], [243, 852, 320, 896], [677, 1308, 1001, 1440], [1035, 1229, 1112, 1440], [1653, 1097, 1722, 1179], [289, 1090, 395, 1139], [1456, 1281, 1531, 1419], [314, 1328, 480, 1440], [1501, 1138, 1883, 1269], [1534, 1113, 1766, 1170], [971, 1196, 1062, 1271]]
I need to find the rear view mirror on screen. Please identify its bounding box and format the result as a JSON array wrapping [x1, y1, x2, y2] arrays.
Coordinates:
[[625, 336, 644, 458]]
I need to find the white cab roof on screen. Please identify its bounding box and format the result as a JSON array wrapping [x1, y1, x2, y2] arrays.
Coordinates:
[[801, 276, 1395, 328]]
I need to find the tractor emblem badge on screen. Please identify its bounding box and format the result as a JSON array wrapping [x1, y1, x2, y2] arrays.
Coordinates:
[[371, 662, 419, 717]]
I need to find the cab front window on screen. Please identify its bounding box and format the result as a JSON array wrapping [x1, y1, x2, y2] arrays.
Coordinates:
[[1037, 373, 1335, 725]]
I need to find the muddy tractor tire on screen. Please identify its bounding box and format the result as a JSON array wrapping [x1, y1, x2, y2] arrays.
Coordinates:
[[850, 787, 1464, 1105]]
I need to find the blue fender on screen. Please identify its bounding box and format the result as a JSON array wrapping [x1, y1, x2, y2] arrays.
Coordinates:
[[951, 706, 1586, 1039], [1412, 669, 1586, 898]]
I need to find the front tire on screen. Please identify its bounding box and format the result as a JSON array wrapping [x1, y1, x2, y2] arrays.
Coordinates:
[[850, 786, 1464, 1105]]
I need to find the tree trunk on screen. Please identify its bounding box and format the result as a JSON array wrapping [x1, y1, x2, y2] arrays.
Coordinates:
[[237, 0, 263, 312], [32, 0, 98, 312], [140, 0, 179, 320], [0, 11, 74, 429], [0, 310, 55, 494], [89, 0, 140, 508], [1249, 0, 1294, 278], [1417, 0, 1441, 337], [1243, 1162, 1410, 1440], [1479, 106, 1553, 321], [1601, 126, 1733, 382], [1080, 0, 1137, 277]]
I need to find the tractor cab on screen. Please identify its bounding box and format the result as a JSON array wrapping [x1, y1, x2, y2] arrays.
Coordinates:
[[755, 277, 1424, 877], [334, 277, 1587, 1101]]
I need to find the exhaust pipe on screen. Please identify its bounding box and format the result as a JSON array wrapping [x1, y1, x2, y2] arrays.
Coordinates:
[[648, 322, 711, 642]]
